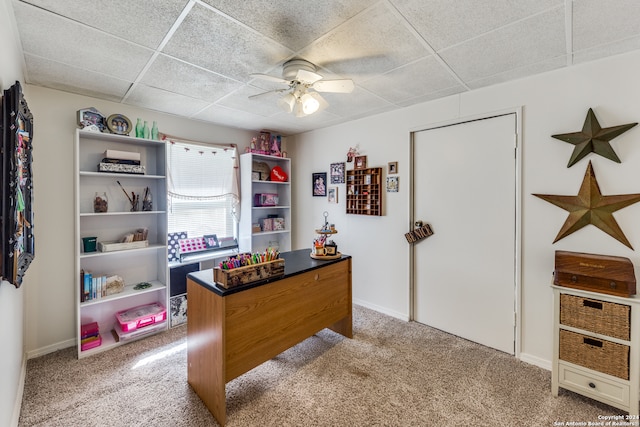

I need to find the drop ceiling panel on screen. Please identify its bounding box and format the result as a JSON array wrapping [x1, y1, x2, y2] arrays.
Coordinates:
[[162, 3, 293, 82], [200, 0, 372, 51], [439, 7, 566, 83], [360, 56, 463, 104], [125, 84, 211, 117], [391, 0, 562, 51], [13, 1, 153, 82], [19, 0, 189, 49], [297, 2, 429, 82], [572, 0, 640, 51], [140, 54, 243, 103], [24, 54, 132, 102]]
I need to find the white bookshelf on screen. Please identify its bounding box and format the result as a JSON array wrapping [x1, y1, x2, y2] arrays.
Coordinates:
[[74, 129, 168, 358], [239, 153, 291, 253]]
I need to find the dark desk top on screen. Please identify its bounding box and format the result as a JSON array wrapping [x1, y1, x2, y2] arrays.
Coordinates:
[[187, 248, 351, 296]]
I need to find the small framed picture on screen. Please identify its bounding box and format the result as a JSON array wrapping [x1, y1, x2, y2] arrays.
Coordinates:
[[387, 176, 399, 192], [330, 162, 345, 184], [252, 171, 261, 181], [106, 114, 132, 136], [204, 234, 219, 248], [328, 187, 338, 203], [355, 155, 367, 169], [312, 172, 327, 197], [388, 161, 398, 174], [77, 107, 106, 131]]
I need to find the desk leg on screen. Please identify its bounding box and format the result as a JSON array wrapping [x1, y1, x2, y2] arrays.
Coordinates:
[[187, 279, 227, 426], [329, 315, 352, 338]]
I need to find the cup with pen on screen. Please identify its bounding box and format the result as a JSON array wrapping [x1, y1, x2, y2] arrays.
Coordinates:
[[117, 180, 140, 212]]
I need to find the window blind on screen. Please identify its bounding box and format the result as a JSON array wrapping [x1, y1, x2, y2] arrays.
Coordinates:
[[165, 137, 239, 240]]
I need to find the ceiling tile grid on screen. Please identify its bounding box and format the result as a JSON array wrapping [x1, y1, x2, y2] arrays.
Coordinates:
[[9, 0, 640, 135]]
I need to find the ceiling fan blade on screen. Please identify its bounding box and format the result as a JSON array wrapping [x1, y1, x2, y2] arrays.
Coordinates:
[[295, 69, 323, 84], [312, 79, 354, 93], [248, 88, 287, 99], [250, 73, 289, 85]]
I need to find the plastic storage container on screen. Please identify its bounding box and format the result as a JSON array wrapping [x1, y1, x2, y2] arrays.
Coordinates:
[[115, 302, 166, 332]]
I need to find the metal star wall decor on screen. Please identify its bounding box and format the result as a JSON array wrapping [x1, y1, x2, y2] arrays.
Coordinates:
[[551, 108, 637, 167], [533, 161, 640, 249]]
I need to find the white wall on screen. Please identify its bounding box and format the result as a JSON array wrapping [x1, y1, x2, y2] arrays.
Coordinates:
[[1, 0, 27, 424], [290, 49, 640, 368]]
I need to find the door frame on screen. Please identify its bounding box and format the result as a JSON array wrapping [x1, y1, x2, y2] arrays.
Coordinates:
[[408, 107, 523, 357]]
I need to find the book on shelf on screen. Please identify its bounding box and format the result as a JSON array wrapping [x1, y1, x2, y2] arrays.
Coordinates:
[[101, 157, 141, 165], [104, 149, 140, 161], [81, 271, 108, 302]]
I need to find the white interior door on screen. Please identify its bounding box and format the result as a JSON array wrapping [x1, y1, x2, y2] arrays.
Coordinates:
[[412, 113, 517, 354]]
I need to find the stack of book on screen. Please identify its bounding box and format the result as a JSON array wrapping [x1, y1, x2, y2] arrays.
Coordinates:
[[98, 149, 145, 174], [80, 321, 101, 351], [80, 270, 108, 302]]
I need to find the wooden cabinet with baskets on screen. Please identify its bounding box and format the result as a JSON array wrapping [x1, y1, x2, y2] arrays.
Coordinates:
[[346, 167, 382, 216], [552, 285, 640, 414]]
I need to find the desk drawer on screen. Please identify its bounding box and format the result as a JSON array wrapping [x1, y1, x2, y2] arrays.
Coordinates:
[[558, 361, 629, 408], [560, 293, 630, 340], [559, 329, 629, 380]]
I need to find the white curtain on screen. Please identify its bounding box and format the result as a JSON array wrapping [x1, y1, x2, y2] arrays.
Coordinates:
[[163, 134, 240, 221]]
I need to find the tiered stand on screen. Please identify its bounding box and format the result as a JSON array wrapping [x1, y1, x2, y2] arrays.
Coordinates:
[[310, 211, 342, 260]]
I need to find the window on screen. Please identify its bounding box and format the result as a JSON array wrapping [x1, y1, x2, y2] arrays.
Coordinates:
[[166, 138, 239, 245]]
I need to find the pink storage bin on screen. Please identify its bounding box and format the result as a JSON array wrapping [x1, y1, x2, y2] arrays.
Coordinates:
[[80, 335, 102, 351], [115, 302, 166, 333]]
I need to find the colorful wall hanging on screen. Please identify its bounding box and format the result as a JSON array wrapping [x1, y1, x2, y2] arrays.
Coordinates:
[[552, 108, 637, 167], [533, 161, 640, 249]]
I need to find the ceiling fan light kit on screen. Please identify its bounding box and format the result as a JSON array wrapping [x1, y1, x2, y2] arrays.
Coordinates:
[[251, 59, 354, 118]]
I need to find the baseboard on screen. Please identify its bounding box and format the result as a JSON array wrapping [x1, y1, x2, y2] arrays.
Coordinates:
[[11, 352, 26, 427], [353, 299, 409, 321], [26, 337, 75, 359], [519, 352, 551, 371]]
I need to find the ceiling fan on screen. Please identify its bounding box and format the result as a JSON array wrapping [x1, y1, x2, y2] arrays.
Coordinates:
[[250, 59, 355, 117]]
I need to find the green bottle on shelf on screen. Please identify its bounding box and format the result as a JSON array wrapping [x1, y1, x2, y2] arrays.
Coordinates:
[[135, 118, 143, 138], [151, 121, 159, 140], [143, 121, 150, 139]]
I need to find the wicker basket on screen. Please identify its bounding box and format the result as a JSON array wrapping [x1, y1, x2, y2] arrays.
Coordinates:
[[560, 294, 630, 340], [559, 329, 629, 379]]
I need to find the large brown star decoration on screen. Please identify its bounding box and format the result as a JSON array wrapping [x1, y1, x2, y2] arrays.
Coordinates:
[[533, 161, 640, 249], [552, 108, 637, 167]]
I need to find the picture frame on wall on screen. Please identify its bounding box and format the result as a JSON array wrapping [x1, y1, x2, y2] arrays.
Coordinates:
[[328, 187, 338, 203], [355, 155, 367, 169], [330, 162, 345, 184], [388, 161, 398, 174], [312, 172, 327, 196], [386, 176, 399, 192]]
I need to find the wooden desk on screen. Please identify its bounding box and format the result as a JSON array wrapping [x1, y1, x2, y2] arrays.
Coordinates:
[[187, 249, 352, 426]]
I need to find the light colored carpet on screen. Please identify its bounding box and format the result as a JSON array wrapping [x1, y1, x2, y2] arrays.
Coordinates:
[[19, 305, 617, 426]]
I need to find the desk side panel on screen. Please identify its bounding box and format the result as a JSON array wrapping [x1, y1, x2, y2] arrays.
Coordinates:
[[187, 278, 226, 425], [225, 259, 351, 381]]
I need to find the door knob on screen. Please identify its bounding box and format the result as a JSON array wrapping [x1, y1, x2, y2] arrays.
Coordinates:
[[415, 220, 423, 228]]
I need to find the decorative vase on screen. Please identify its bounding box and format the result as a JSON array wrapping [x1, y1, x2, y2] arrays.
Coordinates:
[[151, 121, 159, 140], [143, 121, 150, 139], [142, 187, 152, 211], [135, 118, 143, 138], [94, 192, 108, 213]]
